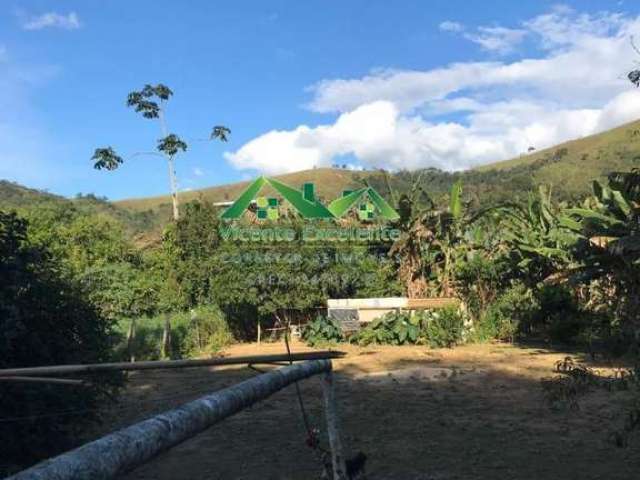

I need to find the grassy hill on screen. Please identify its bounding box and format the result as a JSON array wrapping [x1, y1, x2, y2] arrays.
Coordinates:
[[376, 119, 640, 206], [0, 180, 162, 237], [474, 119, 640, 196], [115, 167, 374, 212], [4, 118, 640, 238], [115, 119, 640, 214]]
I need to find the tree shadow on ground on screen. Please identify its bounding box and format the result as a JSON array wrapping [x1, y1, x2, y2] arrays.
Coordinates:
[[68, 344, 640, 479]]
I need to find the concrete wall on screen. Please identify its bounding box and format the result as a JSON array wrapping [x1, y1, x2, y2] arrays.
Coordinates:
[[327, 297, 462, 325]]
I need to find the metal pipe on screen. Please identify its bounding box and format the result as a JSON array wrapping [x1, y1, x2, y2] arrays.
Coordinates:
[[322, 370, 348, 480], [0, 377, 86, 386], [0, 351, 344, 378], [7, 360, 333, 480]]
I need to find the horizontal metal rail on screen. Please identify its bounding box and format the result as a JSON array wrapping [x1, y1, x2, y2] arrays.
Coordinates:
[[7, 360, 340, 480], [0, 351, 344, 378], [0, 376, 86, 385]]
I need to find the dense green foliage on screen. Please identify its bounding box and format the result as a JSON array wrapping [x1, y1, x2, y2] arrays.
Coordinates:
[[0, 211, 121, 475], [422, 307, 467, 348], [114, 305, 233, 360], [350, 308, 466, 348], [301, 316, 345, 346]]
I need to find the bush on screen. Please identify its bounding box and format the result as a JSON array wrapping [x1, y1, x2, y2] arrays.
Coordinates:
[[185, 305, 234, 355], [0, 211, 121, 474], [420, 307, 466, 348], [535, 285, 584, 343], [456, 255, 510, 321], [352, 311, 418, 346], [115, 305, 233, 360], [476, 283, 538, 341], [302, 316, 345, 346], [352, 308, 466, 348], [547, 312, 586, 344]]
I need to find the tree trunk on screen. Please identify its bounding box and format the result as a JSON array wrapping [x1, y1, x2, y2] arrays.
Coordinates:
[[126, 318, 137, 363], [167, 156, 180, 220], [257, 320, 261, 345], [191, 309, 202, 351], [158, 107, 180, 221], [161, 314, 172, 359]]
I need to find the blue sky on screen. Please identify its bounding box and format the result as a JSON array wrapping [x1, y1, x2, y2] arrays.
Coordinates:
[[1, 1, 640, 200]]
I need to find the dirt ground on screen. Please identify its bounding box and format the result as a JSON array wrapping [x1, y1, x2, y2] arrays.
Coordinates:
[[91, 341, 640, 479]]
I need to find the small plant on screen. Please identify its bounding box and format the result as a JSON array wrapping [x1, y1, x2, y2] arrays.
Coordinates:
[[352, 308, 466, 348], [420, 307, 466, 348], [185, 305, 234, 355], [351, 311, 419, 346], [542, 357, 637, 414], [476, 283, 538, 341], [302, 316, 345, 346]]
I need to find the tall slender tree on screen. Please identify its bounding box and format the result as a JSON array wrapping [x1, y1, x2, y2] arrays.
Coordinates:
[[92, 84, 230, 220]]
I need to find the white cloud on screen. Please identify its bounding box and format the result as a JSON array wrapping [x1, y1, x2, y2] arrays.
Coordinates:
[[193, 167, 204, 177], [464, 26, 528, 54], [22, 12, 81, 31], [226, 100, 607, 173], [227, 6, 640, 175], [439, 21, 464, 33]]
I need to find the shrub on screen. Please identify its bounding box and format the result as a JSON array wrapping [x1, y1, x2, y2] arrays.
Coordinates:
[[0, 211, 121, 474], [185, 305, 234, 355], [115, 305, 233, 360], [352, 308, 466, 348], [352, 311, 419, 346], [115, 314, 188, 360], [548, 312, 586, 344], [477, 283, 538, 341], [302, 316, 345, 346], [420, 307, 466, 348], [534, 285, 583, 343], [456, 255, 510, 321]]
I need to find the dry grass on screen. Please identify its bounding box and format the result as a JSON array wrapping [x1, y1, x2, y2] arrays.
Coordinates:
[[114, 168, 374, 212], [81, 341, 640, 479]]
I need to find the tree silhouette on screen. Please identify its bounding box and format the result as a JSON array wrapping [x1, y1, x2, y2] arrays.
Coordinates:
[[92, 84, 230, 220]]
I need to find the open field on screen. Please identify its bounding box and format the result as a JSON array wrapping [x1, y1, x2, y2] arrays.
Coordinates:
[[84, 341, 640, 480]]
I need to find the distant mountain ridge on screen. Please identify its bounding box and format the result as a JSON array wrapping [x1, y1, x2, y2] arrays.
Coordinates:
[[3, 118, 640, 234]]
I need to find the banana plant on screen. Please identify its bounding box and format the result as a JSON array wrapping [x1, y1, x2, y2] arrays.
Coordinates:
[[494, 185, 578, 284], [390, 179, 477, 297], [564, 180, 640, 275], [562, 178, 640, 331]]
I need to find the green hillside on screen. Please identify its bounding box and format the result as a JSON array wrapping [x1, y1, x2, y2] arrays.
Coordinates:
[[4, 119, 640, 237], [373, 119, 640, 206], [115, 119, 640, 215], [114, 167, 373, 212], [0, 180, 161, 238], [475, 119, 640, 195]]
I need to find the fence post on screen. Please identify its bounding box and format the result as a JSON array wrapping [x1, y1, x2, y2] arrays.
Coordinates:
[[321, 369, 348, 480]]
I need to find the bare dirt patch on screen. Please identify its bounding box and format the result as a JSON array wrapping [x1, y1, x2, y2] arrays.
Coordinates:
[[88, 341, 639, 479]]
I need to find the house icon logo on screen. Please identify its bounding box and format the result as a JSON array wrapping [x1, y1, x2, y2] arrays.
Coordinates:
[[220, 176, 399, 221]]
